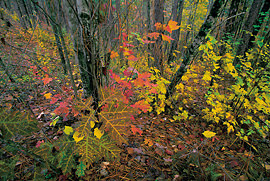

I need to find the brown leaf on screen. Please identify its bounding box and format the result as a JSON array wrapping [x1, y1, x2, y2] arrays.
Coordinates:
[[165, 149, 173, 155], [127, 147, 134, 155], [155, 148, 163, 156]]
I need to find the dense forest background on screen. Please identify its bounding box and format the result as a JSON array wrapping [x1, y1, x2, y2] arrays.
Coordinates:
[[0, 0, 269, 180]]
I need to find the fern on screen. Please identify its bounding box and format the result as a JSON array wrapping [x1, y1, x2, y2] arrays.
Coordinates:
[[0, 108, 38, 139], [99, 87, 135, 144]]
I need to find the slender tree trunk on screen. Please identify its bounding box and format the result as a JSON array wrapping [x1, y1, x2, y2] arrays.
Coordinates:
[[46, 0, 67, 75], [15, 0, 27, 29], [168, 0, 184, 64], [166, 0, 226, 98], [247, 0, 269, 50], [234, 0, 265, 65], [153, 0, 164, 72]]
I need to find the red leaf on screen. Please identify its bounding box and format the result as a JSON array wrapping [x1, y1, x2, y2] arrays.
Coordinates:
[[127, 55, 138, 61], [131, 125, 143, 136], [178, 144, 185, 151], [131, 100, 151, 113], [42, 74, 52, 85], [141, 39, 155, 44], [165, 149, 174, 155], [36, 140, 44, 148], [50, 97, 58, 104], [54, 101, 69, 115]]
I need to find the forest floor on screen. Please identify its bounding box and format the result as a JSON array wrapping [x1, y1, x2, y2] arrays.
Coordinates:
[[1, 12, 270, 181]]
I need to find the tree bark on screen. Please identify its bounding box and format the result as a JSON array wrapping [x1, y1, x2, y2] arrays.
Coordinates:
[[168, 0, 184, 64], [153, 0, 164, 72], [234, 0, 265, 65], [166, 0, 225, 98], [64, 0, 100, 106]]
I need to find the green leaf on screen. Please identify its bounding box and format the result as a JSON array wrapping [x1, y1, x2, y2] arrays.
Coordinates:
[[76, 161, 86, 177]]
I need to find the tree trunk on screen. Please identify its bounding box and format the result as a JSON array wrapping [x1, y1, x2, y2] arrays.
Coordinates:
[[234, 0, 265, 65], [153, 0, 164, 72], [64, 0, 100, 108], [168, 0, 184, 64], [247, 0, 269, 50], [166, 0, 225, 98], [46, 0, 67, 75]]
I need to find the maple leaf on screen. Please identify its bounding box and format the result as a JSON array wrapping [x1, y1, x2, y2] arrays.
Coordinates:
[[161, 34, 174, 43], [131, 125, 143, 136], [127, 55, 138, 61], [147, 32, 160, 40], [131, 100, 151, 113], [155, 22, 163, 31], [54, 101, 69, 115], [141, 39, 155, 44], [42, 74, 52, 85], [50, 97, 58, 104], [167, 20, 180, 33], [110, 51, 119, 59]]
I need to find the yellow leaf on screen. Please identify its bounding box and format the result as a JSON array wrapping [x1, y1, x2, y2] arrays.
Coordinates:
[[64, 126, 73, 135], [202, 71, 211, 81], [144, 138, 154, 146], [44, 93, 52, 99], [50, 116, 59, 126], [264, 164, 270, 170], [94, 128, 103, 139], [90, 121, 95, 128], [73, 131, 84, 143], [202, 130, 216, 138]]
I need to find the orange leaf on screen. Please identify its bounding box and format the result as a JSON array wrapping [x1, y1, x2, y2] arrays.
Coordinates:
[[147, 32, 160, 40], [131, 125, 143, 136], [110, 51, 119, 59], [161, 34, 174, 43], [42, 74, 52, 85], [131, 100, 151, 113], [167, 20, 180, 33], [155, 22, 163, 31]]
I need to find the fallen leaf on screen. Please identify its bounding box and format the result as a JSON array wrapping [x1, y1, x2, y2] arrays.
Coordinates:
[[144, 138, 154, 146], [155, 148, 163, 156], [42, 74, 52, 85], [131, 125, 143, 136], [165, 149, 173, 155], [44, 93, 52, 99], [202, 130, 216, 138]]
